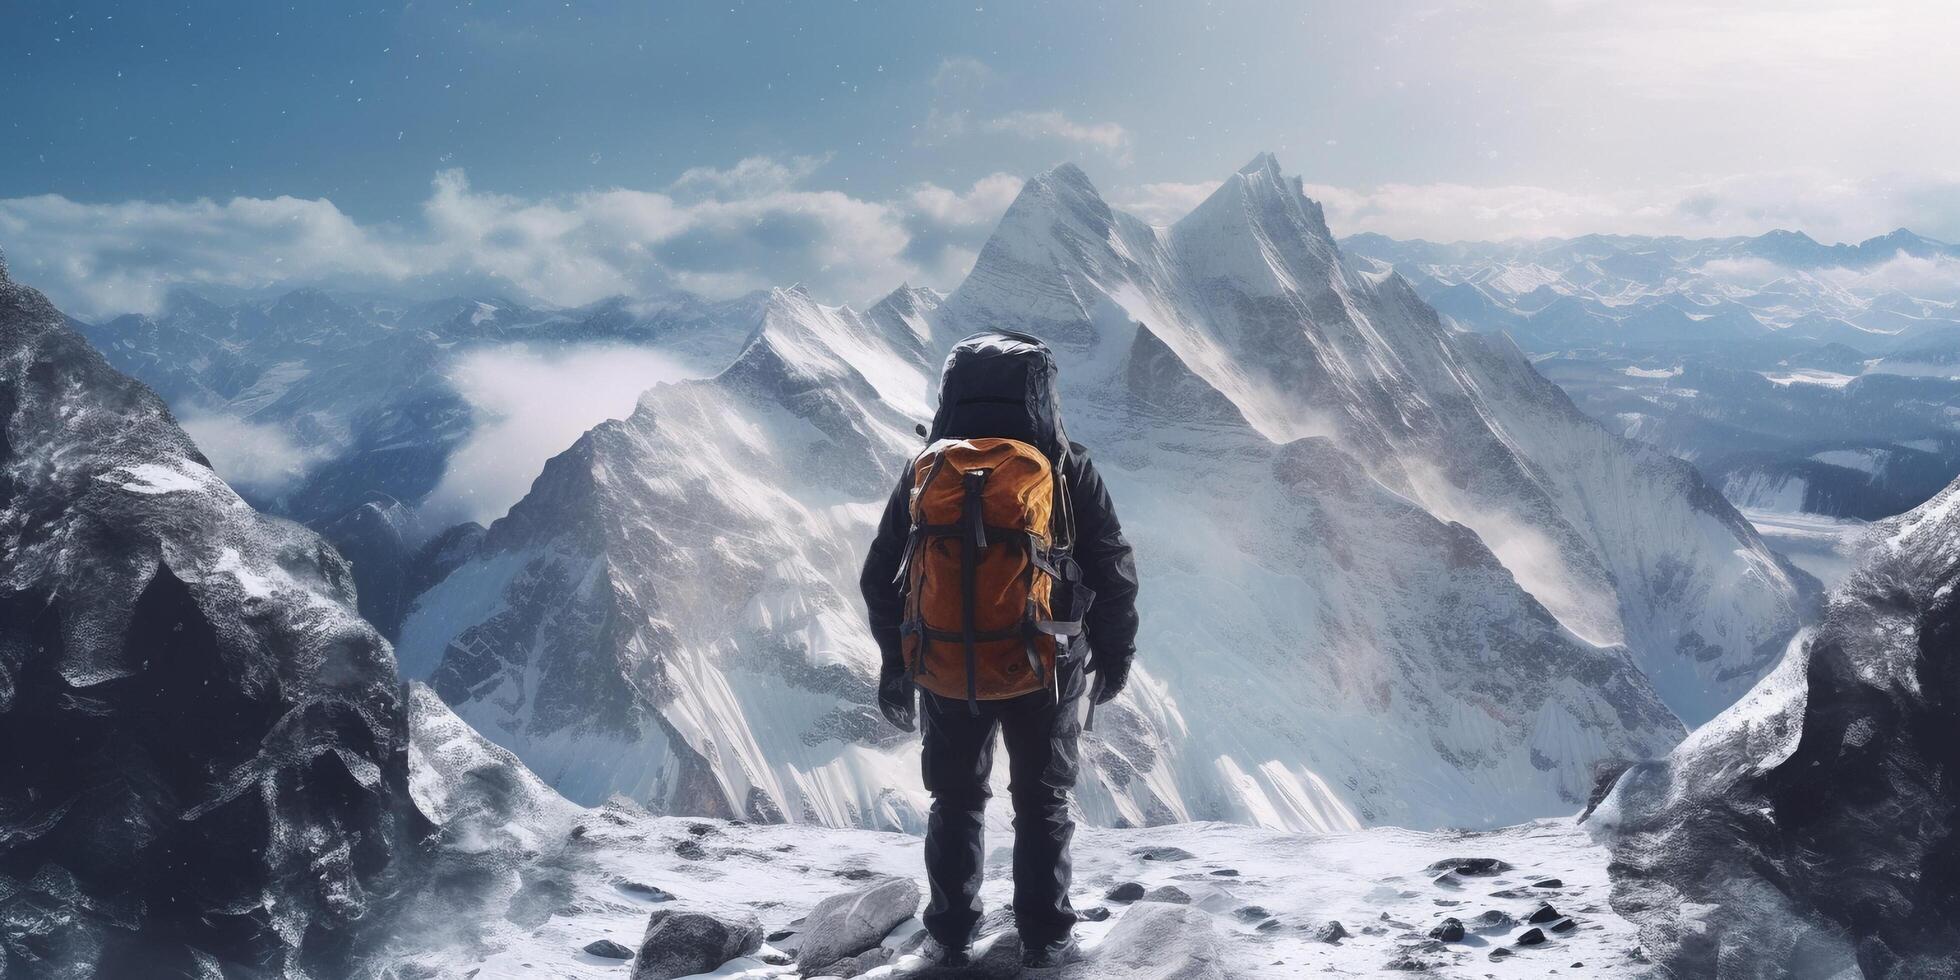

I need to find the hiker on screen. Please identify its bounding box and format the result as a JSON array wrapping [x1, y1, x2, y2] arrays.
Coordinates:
[[860, 331, 1140, 970]]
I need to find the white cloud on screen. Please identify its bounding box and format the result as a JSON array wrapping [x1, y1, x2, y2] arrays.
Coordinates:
[[1111, 180, 1223, 226], [423, 343, 703, 526], [177, 410, 329, 497], [1296, 170, 1960, 245], [0, 160, 1026, 318], [984, 110, 1133, 165]]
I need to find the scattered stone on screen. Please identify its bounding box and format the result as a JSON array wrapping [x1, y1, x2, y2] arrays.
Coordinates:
[[1572, 963, 1585, 969], [672, 839, 708, 861], [1527, 903, 1562, 924], [1078, 906, 1112, 922], [767, 929, 797, 943], [1210, 868, 1240, 877], [1377, 913, 1414, 929], [758, 949, 792, 966], [1385, 954, 1441, 971], [1532, 878, 1564, 889], [1488, 887, 1533, 899], [795, 877, 922, 972], [1489, 948, 1512, 960], [632, 908, 763, 980], [1106, 881, 1146, 903], [1424, 857, 1511, 877], [1256, 919, 1282, 933], [1233, 905, 1272, 923], [618, 881, 677, 902], [583, 939, 633, 959], [1516, 927, 1548, 946], [1141, 885, 1192, 905], [1550, 917, 1578, 934], [1432, 871, 1465, 889], [835, 868, 878, 881], [686, 822, 717, 837], [1472, 910, 1516, 932], [1309, 920, 1348, 944], [1135, 845, 1199, 862], [1428, 917, 1465, 942]]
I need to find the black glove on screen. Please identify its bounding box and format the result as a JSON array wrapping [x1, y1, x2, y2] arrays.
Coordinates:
[[878, 666, 916, 732], [1091, 656, 1131, 705]]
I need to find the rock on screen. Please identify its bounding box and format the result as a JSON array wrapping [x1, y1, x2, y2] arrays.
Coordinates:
[[687, 822, 717, 836], [1489, 948, 1512, 960], [1256, 919, 1282, 933], [977, 905, 1017, 936], [619, 881, 677, 902], [1516, 927, 1547, 946], [1233, 905, 1272, 923], [795, 876, 922, 972], [1209, 869, 1240, 877], [1106, 881, 1147, 903], [632, 908, 763, 980], [1432, 871, 1464, 889], [1526, 902, 1561, 924], [1550, 917, 1577, 933], [1141, 885, 1192, 905], [584, 939, 634, 959], [1424, 857, 1510, 877], [1532, 877, 1564, 888], [1135, 845, 1199, 862], [1309, 920, 1349, 943], [1079, 906, 1112, 922], [1471, 910, 1516, 932], [767, 929, 798, 943], [1074, 902, 1226, 980], [820, 946, 896, 978], [1428, 917, 1465, 942], [673, 839, 709, 861]]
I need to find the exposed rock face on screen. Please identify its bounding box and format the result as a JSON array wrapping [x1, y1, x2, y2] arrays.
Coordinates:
[[0, 267, 420, 974], [1594, 475, 1960, 978]]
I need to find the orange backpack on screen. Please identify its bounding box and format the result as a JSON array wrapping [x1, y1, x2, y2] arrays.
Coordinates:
[[896, 436, 1082, 708]]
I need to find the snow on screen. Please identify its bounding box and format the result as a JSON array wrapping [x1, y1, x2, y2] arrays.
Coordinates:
[[1808, 448, 1884, 474], [1741, 508, 1868, 588], [101, 461, 210, 495], [1759, 369, 1856, 388], [1621, 365, 1679, 379]]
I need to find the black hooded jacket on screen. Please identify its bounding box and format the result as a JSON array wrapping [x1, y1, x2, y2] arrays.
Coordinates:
[[858, 332, 1139, 681]]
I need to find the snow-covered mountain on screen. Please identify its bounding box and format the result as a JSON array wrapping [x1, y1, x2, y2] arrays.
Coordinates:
[[1592, 472, 1960, 979], [0, 262, 423, 976], [944, 155, 1809, 724], [400, 155, 1816, 834], [1343, 231, 1960, 528]]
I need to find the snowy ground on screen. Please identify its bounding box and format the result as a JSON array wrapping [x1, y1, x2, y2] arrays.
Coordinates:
[[395, 800, 1645, 979], [1742, 507, 1869, 588]]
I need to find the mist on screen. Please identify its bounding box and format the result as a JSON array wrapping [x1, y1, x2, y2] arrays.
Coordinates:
[[424, 343, 705, 527]]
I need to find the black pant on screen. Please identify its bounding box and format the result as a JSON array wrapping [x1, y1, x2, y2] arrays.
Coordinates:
[[920, 657, 1085, 949]]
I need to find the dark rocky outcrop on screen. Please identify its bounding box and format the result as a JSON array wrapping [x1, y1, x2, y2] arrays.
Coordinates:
[[1595, 476, 1960, 978], [0, 263, 422, 974]]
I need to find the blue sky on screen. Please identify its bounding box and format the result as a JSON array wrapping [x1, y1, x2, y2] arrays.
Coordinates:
[[5, 0, 1958, 316]]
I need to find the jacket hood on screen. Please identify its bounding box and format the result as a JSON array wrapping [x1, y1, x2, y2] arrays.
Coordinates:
[[926, 331, 1069, 462]]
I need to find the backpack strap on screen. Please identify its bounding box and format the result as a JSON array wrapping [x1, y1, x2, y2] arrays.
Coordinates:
[[958, 468, 990, 715]]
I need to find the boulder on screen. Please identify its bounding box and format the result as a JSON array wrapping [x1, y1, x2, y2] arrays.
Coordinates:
[[1423, 857, 1510, 877], [1428, 917, 1465, 942], [795, 876, 922, 972], [819, 945, 896, 978], [1526, 902, 1561, 924], [1106, 882, 1147, 903], [1134, 846, 1199, 862], [1308, 920, 1348, 944], [1076, 902, 1227, 980], [631, 908, 763, 980], [1515, 927, 1547, 946], [1140, 885, 1192, 905], [583, 939, 634, 959]]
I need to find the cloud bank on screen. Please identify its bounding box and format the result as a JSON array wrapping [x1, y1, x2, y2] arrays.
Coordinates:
[[0, 159, 1022, 319]]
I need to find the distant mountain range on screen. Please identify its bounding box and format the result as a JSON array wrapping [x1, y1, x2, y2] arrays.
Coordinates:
[[1343, 228, 1960, 532]]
